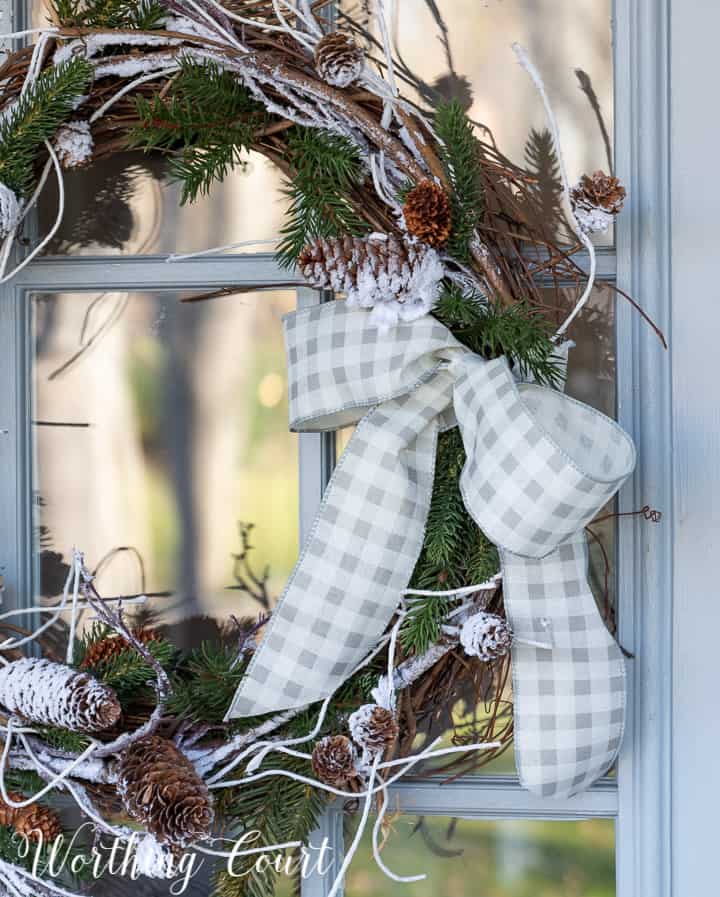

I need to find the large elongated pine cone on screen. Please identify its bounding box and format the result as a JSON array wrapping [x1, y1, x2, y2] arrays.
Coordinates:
[[0, 658, 121, 733], [117, 735, 214, 848], [297, 234, 443, 325]]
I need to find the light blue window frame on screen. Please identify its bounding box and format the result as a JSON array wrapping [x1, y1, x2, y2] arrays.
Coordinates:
[[0, 1, 673, 895]]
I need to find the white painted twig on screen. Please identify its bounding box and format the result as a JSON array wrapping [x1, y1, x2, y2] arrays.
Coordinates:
[[512, 43, 597, 339]]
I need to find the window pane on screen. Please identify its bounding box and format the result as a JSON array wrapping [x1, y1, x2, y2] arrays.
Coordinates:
[[36, 150, 287, 258], [31, 290, 297, 637], [345, 817, 615, 897], [341, 0, 614, 244], [34, 0, 286, 256]]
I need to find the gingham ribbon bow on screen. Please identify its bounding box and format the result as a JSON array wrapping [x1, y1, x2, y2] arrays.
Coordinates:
[[227, 302, 636, 798]]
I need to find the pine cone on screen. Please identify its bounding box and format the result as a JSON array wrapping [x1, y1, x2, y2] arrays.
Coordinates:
[[459, 611, 513, 662], [297, 235, 444, 327], [0, 792, 23, 828], [570, 171, 626, 234], [14, 803, 62, 843], [79, 628, 158, 670], [0, 793, 62, 843], [54, 120, 93, 169], [348, 704, 399, 756], [118, 735, 214, 848], [403, 180, 452, 247], [311, 735, 359, 789], [0, 658, 121, 733], [314, 31, 364, 88]]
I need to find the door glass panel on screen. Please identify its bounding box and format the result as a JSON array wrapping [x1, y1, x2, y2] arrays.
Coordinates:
[[345, 817, 615, 897], [31, 290, 298, 641], [33, 0, 286, 257], [340, 0, 614, 244]]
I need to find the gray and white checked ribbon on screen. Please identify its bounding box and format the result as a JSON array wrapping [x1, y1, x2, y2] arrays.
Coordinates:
[[226, 301, 635, 798]]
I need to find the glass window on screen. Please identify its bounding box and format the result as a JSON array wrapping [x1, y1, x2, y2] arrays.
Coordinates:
[[345, 816, 615, 897], [340, 0, 614, 244], [31, 289, 298, 639]]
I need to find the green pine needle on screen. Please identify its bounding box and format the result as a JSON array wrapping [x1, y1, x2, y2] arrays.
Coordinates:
[[168, 642, 249, 724], [0, 57, 92, 197], [213, 753, 326, 897], [51, 0, 165, 29], [434, 99, 484, 262], [402, 427, 500, 655], [434, 284, 563, 389], [130, 59, 266, 204], [276, 127, 369, 269]]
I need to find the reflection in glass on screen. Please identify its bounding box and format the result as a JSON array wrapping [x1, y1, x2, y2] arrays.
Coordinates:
[[32, 290, 298, 638], [37, 150, 288, 257], [345, 816, 615, 897], [341, 0, 614, 244]]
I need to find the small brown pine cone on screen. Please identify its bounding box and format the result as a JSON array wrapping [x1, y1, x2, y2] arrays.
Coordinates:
[[79, 628, 159, 670], [311, 735, 360, 789], [570, 170, 626, 214], [0, 792, 23, 828], [314, 31, 364, 88], [348, 705, 399, 755], [0, 658, 121, 733], [118, 735, 214, 848], [403, 179, 452, 247], [14, 803, 62, 844]]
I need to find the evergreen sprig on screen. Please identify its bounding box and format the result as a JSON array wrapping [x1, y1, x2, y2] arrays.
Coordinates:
[[168, 642, 249, 724], [0, 58, 92, 196], [435, 284, 563, 388], [276, 127, 369, 269], [214, 753, 326, 897], [130, 59, 266, 204], [51, 0, 165, 29], [402, 427, 499, 654], [74, 622, 177, 705], [434, 99, 484, 262]]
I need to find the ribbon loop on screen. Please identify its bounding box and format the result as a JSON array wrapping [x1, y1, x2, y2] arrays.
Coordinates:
[[227, 302, 636, 799], [453, 355, 635, 557]]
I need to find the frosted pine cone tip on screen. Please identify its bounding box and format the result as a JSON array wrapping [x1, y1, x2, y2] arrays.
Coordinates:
[[460, 612, 513, 662], [314, 32, 364, 88]]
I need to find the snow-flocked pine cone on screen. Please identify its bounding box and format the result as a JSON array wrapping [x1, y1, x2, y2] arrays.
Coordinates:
[[117, 735, 214, 848], [403, 179, 452, 247], [0, 658, 121, 733], [459, 611, 513, 662], [54, 120, 94, 169], [314, 31, 364, 88], [311, 735, 360, 789], [297, 234, 444, 327], [79, 628, 158, 670], [348, 704, 399, 756], [570, 170, 626, 235]]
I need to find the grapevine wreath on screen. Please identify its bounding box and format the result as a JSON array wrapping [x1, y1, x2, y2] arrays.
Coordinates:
[[0, 2, 664, 896]]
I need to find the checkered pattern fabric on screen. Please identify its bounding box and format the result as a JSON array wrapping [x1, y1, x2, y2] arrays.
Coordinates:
[[226, 302, 635, 798], [502, 533, 626, 797]]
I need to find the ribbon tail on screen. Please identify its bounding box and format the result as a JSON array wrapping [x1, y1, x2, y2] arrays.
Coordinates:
[[501, 532, 626, 798], [225, 374, 453, 720]]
